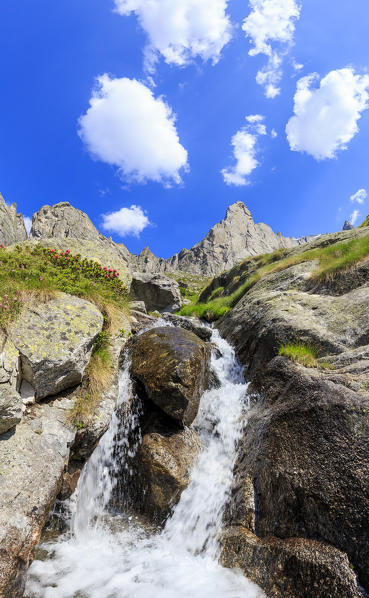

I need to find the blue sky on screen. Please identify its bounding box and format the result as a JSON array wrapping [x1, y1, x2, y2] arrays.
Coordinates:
[[1, 0, 369, 258]]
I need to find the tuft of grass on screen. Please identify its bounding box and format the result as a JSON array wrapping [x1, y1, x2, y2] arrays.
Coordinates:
[[68, 331, 114, 426], [208, 286, 224, 301], [279, 343, 334, 369], [279, 343, 319, 367], [180, 234, 369, 322]]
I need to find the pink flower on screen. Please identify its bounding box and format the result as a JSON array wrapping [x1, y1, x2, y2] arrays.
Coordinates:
[[103, 267, 108, 271], [65, 256, 68, 260], [105, 274, 109, 278], [108, 268, 112, 272], [50, 249, 55, 253]]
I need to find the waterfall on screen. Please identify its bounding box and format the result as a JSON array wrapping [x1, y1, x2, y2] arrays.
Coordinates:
[[25, 328, 265, 598]]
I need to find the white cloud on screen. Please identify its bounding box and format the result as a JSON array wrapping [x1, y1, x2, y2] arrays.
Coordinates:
[[286, 68, 369, 160], [78, 75, 188, 186], [101, 205, 150, 237], [242, 0, 301, 98], [24, 216, 32, 235], [350, 209, 360, 226], [114, 0, 232, 71], [350, 188, 367, 204], [222, 115, 273, 186]]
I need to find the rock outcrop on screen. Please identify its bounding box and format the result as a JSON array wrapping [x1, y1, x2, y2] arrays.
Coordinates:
[[0, 293, 130, 596], [130, 202, 314, 277], [9, 294, 103, 400], [0, 396, 75, 597], [0, 336, 22, 435], [343, 220, 354, 231], [26, 202, 132, 286], [129, 326, 210, 426], [221, 529, 363, 598], [30, 201, 105, 241], [0, 194, 27, 247], [130, 272, 182, 313], [215, 227, 369, 596]]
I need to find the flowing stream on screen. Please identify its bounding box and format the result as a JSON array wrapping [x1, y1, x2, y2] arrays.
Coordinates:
[[25, 328, 265, 598]]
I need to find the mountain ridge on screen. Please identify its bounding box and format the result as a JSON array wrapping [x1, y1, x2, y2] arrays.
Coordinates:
[[2, 197, 316, 277]]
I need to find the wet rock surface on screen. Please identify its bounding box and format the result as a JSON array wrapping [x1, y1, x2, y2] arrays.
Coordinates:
[[137, 428, 201, 522], [162, 313, 212, 342], [221, 528, 364, 598], [129, 326, 210, 426]]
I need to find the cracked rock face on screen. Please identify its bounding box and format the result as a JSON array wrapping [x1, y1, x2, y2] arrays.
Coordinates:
[[8, 294, 103, 400], [0, 336, 22, 435], [29, 201, 101, 241], [0, 194, 27, 247]]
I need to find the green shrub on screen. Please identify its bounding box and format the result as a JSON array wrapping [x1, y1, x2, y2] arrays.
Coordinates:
[[0, 244, 129, 329]]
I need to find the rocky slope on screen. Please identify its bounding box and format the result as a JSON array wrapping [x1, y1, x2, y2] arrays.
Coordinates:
[[210, 226, 369, 597], [0, 194, 27, 246], [0, 284, 130, 596]]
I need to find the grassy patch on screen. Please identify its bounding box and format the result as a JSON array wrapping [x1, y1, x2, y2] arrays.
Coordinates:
[[279, 343, 319, 367], [359, 215, 369, 228], [179, 234, 369, 321], [279, 343, 334, 369], [68, 331, 114, 426], [0, 244, 129, 330]]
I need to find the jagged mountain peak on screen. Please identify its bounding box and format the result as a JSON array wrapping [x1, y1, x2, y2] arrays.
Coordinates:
[[0, 193, 27, 246]]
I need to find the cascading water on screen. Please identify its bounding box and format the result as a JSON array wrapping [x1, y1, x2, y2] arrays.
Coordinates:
[[25, 328, 265, 598]]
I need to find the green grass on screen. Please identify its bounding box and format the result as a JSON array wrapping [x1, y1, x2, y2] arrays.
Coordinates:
[[0, 244, 129, 329], [68, 330, 114, 426], [180, 234, 369, 321], [278, 343, 333, 369], [279, 343, 319, 367]]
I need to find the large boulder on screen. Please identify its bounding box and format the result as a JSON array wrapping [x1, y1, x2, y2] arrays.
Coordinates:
[[129, 326, 210, 426], [234, 357, 369, 593], [9, 294, 103, 400], [0, 337, 22, 435], [137, 428, 201, 520], [0, 194, 27, 246], [221, 528, 363, 598], [130, 272, 182, 313], [162, 313, 212, 342]]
